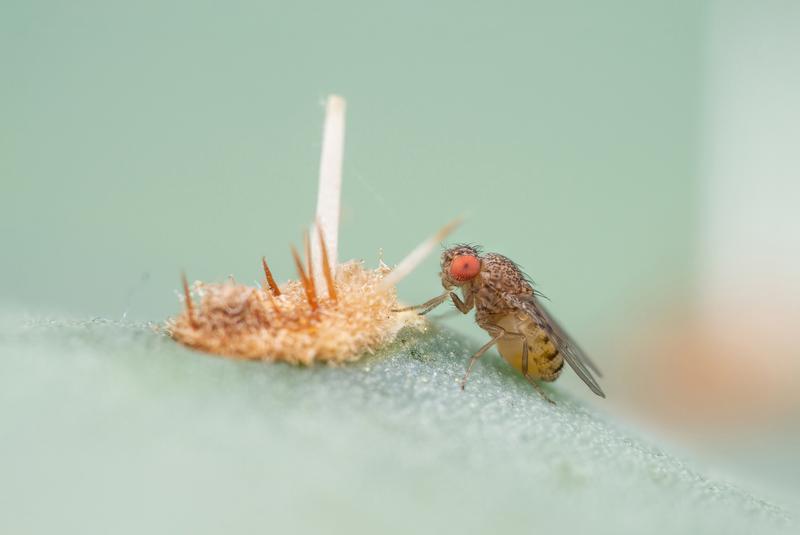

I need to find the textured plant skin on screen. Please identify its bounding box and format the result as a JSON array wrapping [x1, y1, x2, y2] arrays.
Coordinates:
[[0, 315, 793, 535]]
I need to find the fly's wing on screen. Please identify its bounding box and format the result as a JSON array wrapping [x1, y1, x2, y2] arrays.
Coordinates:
[[504, 293, 606, 398], [538, 303, 603, 378]]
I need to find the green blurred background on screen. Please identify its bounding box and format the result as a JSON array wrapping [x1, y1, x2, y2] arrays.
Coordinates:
[[0, 0, 702, 340], [5, 1, 800, 531]]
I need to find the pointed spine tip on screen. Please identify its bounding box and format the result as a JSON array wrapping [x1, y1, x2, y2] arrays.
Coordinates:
[[181, 272, 198, 328], [291, 245, 318, 312], [261, 257, 281, 296], [304, 231, 318, 307], [380, 217, 463, 289]]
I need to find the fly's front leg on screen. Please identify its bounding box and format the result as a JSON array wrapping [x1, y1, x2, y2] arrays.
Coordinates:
[[392, 291, 450, 315], [394, 289, 474, 317], [450, 290, 474, 314]]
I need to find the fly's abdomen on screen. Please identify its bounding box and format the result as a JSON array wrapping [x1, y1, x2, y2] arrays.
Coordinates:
[[493, 314, 564, 382]]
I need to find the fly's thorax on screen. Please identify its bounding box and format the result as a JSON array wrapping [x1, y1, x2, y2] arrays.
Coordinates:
[[480, 253, 533, 295], [474, 287, 515, 319], [472, 253, 534, 318]]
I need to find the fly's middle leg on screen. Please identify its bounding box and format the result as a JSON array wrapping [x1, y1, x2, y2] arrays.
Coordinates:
[[460, 327, 505, 390]]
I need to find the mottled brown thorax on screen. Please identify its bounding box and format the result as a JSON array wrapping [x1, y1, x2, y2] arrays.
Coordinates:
[[471, 253, 534, 322]]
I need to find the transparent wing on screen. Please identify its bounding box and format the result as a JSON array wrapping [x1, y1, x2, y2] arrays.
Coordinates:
[[538, 303, 603, 379], [505, 293, 606, 398]]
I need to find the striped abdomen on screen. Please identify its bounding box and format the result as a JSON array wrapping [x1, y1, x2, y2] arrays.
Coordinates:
[[491, 313, 564, 382]]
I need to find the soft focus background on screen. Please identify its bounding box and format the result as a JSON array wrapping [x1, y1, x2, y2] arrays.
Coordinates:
[[2, 0, 798, 530]]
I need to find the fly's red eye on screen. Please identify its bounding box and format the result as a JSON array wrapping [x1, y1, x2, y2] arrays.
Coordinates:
[[449, 255, 480, 281]]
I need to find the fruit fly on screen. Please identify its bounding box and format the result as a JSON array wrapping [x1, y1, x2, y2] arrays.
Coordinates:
[[401, 245, 605, 402]]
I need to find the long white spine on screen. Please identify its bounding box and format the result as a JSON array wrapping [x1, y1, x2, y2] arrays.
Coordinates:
[[380, 218, 462, 289], [311, 95, 346, 297]]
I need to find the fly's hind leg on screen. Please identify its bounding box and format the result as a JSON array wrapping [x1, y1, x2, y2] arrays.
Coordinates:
[[460, 321, 555, 404], [518, 334, 556, 405], [525, 378, 555, 405]]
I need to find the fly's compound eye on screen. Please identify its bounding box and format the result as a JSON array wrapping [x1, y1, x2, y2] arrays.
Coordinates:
[[449, 255, 481, 281]]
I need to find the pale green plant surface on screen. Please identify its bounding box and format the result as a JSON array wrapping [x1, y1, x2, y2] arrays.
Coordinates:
[[0, 313, 791, 535]]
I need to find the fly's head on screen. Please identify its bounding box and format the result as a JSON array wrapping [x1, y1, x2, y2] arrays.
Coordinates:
[[440, 245, 482, 290]]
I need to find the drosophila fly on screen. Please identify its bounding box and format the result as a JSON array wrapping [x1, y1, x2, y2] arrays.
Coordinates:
[[402, 245, 605, 402]]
